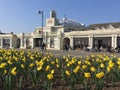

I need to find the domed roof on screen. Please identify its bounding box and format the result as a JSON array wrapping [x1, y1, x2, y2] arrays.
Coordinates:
[[59, 18, 83, 27]]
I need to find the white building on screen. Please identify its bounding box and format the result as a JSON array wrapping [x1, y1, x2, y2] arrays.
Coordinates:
[[1, 10, 120, 50]]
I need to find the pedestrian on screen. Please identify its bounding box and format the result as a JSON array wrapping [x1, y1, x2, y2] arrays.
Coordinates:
[[41, 42, 44, 51], [44, 43, 47, 50], [63, 45, 67, 52], [66, 44, 69, 51]]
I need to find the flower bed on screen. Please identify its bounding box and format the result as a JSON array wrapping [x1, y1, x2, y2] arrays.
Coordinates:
[[0, 49, 120, 90]]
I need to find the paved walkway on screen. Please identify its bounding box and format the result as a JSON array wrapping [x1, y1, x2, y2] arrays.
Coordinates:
[[39, 49, 120, 58]]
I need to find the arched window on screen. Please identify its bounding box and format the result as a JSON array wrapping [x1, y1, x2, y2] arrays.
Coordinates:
[[50, 38, 54, 48]]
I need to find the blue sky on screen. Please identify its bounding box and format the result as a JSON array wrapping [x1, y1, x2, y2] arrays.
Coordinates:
[[0, 0, 120, 34]]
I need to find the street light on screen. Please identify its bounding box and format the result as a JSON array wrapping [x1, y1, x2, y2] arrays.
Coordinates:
[[38, 10, 44, 43]]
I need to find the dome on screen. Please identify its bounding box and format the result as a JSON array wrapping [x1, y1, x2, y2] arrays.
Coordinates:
[[59, 18, 83, 28]]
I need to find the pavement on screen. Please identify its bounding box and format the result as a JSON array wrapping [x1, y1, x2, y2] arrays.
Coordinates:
[[37, 49, 120, 58]]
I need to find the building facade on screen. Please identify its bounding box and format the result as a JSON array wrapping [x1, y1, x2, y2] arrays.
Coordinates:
[[1, 10, 120, 50]]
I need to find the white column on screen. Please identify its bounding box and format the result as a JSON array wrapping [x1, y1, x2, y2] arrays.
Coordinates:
[[31, 33, 34, 49], [89, 36, 93, 48], [112, 35, 114, 48], [10, 38, 12, 48], [20, 38, 24, 48], [24, 38, 26, 49], [1, 38, 3, 48], [70, 37, 74, 50], [47, 38, 50, 48], [114, 35, 117, 48], [58, 31, 62, 50], [112, 35, 117, 48], [31, 38, 34, 49], [57, 36, 60, 49]]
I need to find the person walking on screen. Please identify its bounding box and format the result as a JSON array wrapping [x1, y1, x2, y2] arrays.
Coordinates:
[[41, 42, 44, 51]]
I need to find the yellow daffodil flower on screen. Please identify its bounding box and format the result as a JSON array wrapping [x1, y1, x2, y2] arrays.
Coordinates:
[[4, 70, 7, 74], [21, 64, 25, 68], [65, 70, 70, 76], [84, 72, 91, 79], [91, 66, 96, 72], [82, 65, 87, 69], [51, 69, 54, 74], [96, 72, 105, 79], [0, 63, 7, 68], [45, 65, 50, 71], [47, 74, 53, 80], [11, 67, 17, 75], [100, 63, 104, 68], [37, 66, 42, 71], [29, 63, 34, 68]]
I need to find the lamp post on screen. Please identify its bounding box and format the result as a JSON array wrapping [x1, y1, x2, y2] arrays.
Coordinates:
[[38, 10, 44, 43]]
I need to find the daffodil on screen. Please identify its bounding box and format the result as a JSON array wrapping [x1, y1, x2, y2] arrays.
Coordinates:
[[51, 69, 54, 74], [56, 58, 59, 63], [45, 65, 50, 71], [47, 74, 53, 80], [8, 60, 13, 65], [0, 63, 7, 68], [71, 59, 75, 64], [100, 63, 104, 68], [118, 66, 120, 69], [85, 61, 91, 65], [73, 66, 80, 74], [90, 66, 96, 72], [21, 64, 25, 68], [29, 63, 34, 68], [65, 58, 69, 62], [4, 70, 7, 74], [73, 65, 80, 74], [77, 61, 81, 65], [91, 54, 95, 58], [96, 72, 105, 79], [65, 70, 70, 76], [84, 72, 91, 79], [51, 61, 55, 65], [108, 60, 114, 69], [107, 66, 111, 72], [37, 66, 42, 71], [22, 56, 26, 62], [11, 67, 17, 75], [56, 64, 59, 68], [117, 60, 120, 65], [67, 63, 70, 67], [30, 56, 34, 60], [82, 65, 87, 69]]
